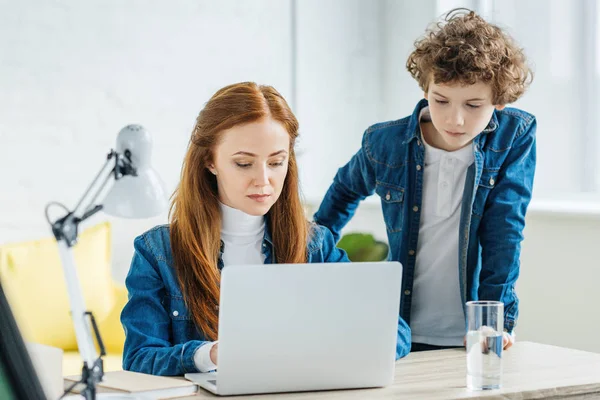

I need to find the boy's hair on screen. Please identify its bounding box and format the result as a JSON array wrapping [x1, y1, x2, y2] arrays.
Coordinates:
[[406, 8, 533, 105]]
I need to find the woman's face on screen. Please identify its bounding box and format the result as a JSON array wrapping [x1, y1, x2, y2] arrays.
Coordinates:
[[208, 117, 290, 216]]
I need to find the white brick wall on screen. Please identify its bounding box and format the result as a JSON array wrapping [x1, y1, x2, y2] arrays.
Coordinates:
[[295, 0, 382, 202], [0, 0, 295, 281]]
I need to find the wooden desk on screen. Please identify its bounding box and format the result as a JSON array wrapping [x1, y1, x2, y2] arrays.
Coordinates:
[[175, 342, 600, 399]]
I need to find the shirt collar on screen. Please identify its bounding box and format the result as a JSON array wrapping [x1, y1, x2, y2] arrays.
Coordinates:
[[220, 202, 264, 236]]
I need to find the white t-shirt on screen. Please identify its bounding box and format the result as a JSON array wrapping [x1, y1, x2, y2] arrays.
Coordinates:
[[410, 107, 474, 346], [194, 202, 266, 371]]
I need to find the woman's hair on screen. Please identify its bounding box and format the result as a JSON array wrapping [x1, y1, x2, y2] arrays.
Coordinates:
[[406, 8, 533, 105], [169, 82, 309, 341]]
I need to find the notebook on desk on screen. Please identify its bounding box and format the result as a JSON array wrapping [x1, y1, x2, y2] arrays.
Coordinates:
[[185, 261, 403, 396], [64, 370, 197, 398]]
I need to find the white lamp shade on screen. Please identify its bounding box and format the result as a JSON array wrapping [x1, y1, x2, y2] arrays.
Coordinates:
[[103, 168, 168, 218], [102, 124, 168, 218]]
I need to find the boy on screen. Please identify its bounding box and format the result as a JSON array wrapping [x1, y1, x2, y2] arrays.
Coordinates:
[[315, 9, 535, 351]]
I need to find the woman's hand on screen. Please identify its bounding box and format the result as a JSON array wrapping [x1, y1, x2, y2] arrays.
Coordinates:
[[210, 343, 219, 365]]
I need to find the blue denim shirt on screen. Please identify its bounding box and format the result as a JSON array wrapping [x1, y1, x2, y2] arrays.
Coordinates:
[[314, 99, 536, 334], [121, 223, 411, 376]]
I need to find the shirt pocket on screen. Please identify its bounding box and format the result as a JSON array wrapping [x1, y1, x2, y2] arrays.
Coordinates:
[[375, 181, 405, 233], [472, 169, 499, 217], [164, 295, 202, 343]]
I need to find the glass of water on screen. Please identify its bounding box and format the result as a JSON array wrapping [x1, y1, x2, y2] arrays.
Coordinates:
[[466, 301, 504, 390]]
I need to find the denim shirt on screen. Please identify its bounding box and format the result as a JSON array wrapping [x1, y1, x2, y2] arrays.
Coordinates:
[[314, 99, 536, 334], [121, 223, 412, 376]]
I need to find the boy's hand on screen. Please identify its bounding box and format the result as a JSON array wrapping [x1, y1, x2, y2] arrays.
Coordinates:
[[210, 343, 219, 365], [463, 331, 515, 350], [502, 331, 515, 350]]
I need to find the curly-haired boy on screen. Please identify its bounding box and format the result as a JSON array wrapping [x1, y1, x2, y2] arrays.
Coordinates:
[[315, 8, 535, 352]]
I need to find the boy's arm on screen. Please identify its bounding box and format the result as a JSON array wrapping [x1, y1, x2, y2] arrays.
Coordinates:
[[478, 118, 537, 334], [396, 315, 412, 359], [313, 132, 377, 242]]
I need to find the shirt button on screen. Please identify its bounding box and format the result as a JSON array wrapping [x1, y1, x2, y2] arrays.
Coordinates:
[[417, 140, 422, 146], [262, 243, 267, 247], [404, 290, 411, 296], [172, 310, 179, 317], [416, 165, 422, 171], [408, 250, 415, 256], [413, 206, 419, 212], [385, 192, 391, 201], [441, 181, 449, 189], [489, 178, 495, 186]]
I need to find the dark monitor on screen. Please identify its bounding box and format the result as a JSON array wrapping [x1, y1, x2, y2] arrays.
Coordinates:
[[0, 281, 47, 400]]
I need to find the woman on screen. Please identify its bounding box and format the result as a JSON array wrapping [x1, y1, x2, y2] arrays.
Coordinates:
[[121, 82, 411, 376]]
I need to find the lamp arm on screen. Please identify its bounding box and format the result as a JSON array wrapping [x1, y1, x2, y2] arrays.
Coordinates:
[[53, 150, 137, 247], [71, 155, 117, 221]]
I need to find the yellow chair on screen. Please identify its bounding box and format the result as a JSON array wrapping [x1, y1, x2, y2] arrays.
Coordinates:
[[0, 221, 128, 376]]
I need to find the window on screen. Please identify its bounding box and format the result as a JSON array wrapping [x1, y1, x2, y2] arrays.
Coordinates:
[[296, 1, 600, 205], [492, 0, 600, 196]]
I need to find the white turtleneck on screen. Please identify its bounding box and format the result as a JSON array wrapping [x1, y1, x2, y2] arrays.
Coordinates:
[[193, 202, 267, 372], [220, 202, 267, 267]]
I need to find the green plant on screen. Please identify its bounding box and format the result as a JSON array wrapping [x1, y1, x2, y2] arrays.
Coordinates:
[[337, 233, 389, 262]]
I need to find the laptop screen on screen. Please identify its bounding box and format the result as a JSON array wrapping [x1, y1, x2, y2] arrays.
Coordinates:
[[0, 282, 47, 400]]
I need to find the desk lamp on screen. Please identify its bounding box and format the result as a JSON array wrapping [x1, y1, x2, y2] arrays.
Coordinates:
[[45, 125, 167, 400]]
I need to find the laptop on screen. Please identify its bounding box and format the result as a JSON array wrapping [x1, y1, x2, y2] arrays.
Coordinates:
[[185, 261, 402, 396]]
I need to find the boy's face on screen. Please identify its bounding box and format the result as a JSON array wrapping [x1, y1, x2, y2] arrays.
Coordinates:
[[424, 80, 505, 151]]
